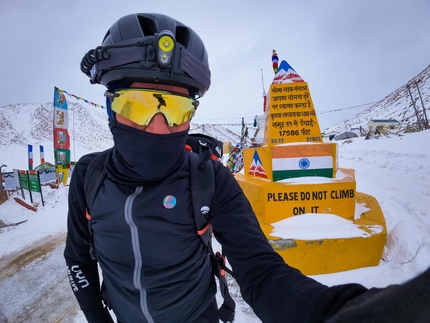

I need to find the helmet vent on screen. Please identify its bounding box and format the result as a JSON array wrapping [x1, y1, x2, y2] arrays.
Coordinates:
[[175, 26, 190, 47], [102, 30, 111, 43], [137, 16, 157, 36]]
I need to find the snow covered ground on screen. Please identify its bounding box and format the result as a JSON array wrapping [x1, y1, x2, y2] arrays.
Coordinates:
[[0, 130, 430, 322]]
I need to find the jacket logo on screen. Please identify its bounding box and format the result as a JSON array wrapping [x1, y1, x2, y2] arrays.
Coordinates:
[[201, 206, 210, 214], [163, 195, 177, 209]]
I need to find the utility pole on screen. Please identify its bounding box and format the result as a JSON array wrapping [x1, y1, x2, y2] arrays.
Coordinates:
[[73, 105, 76, 161], [240, 117, 245, 145], [261, 69, 267, 113], [261, 69, 266, 97], [415, 80, 429, 129], [343, 119, 348, 132], [406, 84, 426, 131]]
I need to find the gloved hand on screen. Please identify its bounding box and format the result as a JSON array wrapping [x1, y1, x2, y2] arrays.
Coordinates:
[[326, 267, 430, 323]]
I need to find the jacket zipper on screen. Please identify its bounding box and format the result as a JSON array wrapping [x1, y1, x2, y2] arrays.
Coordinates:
[[124, 186, 154, 323]]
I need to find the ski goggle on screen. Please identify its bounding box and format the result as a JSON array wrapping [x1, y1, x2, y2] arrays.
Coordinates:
[[105, 89, 197, 127]]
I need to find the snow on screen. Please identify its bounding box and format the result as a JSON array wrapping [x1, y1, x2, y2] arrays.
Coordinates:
[[0, 185, 69, 256], [270, 211, 384, 240], [1, 130, 430, 322]]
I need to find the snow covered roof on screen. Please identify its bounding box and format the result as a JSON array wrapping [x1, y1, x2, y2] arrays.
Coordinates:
[[368, 119, 399, 123]]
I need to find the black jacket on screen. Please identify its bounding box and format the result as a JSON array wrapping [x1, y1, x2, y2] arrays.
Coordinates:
[[64, 151, 367, 323]]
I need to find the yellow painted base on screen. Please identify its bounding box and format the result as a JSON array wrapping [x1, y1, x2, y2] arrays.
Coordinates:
[[264, 192, 386, 275], [235, 170, 387, 274], [235, 168, 357, 223]]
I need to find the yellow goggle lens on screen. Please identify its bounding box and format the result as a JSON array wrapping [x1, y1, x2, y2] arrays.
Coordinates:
[[108, 89, 195, 127]]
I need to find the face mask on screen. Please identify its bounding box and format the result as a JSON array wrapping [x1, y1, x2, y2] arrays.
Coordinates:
[[108, 119, 188, 182]]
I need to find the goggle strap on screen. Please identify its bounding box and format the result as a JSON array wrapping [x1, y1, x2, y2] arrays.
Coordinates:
[[104, 90, 120, 103]]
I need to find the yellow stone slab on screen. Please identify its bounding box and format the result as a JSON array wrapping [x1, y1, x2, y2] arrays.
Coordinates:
[[258, 192, 386, 275], [264, 82, 322, 146], [235, 168, 356, 223]]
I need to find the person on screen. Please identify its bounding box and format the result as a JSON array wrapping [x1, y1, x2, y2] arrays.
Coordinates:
[[64, 13, 430, 323]]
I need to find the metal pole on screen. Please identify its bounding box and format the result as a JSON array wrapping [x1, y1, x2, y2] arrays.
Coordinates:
[[0, 165, 5, 190], [73, 106, 76, 161], [261, 69, 266, 98], [240, 118, 245, 144], [37, 171, 44, 207], [415, 81, 429, 129], [26, 171, 33, 204], [406, 84, 422, 131]]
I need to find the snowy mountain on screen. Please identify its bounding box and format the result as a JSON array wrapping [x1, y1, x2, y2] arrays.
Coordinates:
[[0, 102, 112, 149], [0, 101, 242, 171], [324, 64, 430, 134], [189, 122, 242, 144]]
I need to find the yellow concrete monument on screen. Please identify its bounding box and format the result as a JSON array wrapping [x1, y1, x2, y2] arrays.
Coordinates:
[[234, 55, 387, 275]]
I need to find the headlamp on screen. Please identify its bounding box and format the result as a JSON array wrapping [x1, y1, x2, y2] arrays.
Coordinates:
[[156, 31, 176, 67]]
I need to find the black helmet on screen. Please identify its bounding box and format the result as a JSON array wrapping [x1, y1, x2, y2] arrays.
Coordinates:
[[81, 13, 210, 97]]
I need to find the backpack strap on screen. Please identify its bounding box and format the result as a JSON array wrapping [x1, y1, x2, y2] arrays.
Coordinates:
[[187, 133, 223, 160], [84, 149, 111, 215], [189, 151, 236, 323], [189, 151, 214, 246], [83, 148, 111, 260]]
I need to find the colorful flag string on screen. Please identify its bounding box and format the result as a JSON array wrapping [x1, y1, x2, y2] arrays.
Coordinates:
[[316, 102, 377, 115], [190, 123, 256, 132], [57, 88, 105, 109]]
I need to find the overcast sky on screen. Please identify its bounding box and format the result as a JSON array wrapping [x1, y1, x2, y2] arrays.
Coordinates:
[[1, 0, 429, 129]]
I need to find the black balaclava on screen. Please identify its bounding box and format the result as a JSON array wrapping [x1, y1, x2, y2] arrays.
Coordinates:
[[106, 118, 188, 184]]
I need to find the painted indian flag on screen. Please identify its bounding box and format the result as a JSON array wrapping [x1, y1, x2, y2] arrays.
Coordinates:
[[272, 144, 334, 181]]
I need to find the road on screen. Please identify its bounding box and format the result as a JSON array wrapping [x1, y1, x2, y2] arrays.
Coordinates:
[[0, 232, 80, 323]]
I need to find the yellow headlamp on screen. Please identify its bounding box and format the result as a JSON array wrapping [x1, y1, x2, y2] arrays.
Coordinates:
[[156, 31, 175, 67]]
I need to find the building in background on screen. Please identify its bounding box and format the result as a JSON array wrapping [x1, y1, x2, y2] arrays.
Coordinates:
[[367, 119, 399, 132]]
